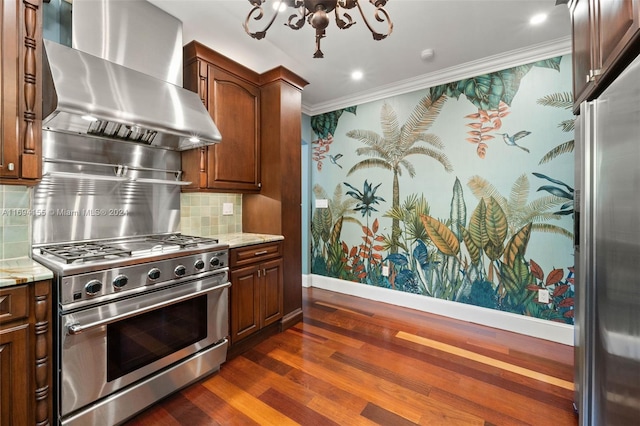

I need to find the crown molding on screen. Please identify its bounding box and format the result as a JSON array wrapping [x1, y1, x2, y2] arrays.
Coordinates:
[[301, 36, 572, 116]]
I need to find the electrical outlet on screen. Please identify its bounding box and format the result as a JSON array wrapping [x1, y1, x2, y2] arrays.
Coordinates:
[[222, 203, 233, 215], [382, 265, 389, 277], [315, 199, 328, 208], [538, 289, 550, 304]]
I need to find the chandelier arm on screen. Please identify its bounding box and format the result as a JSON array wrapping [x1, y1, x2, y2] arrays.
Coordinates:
[[243, 2, 281, 40], [334, 6, 355, 30], [354, 0, 393, 40], [286, 3, 308, 30]]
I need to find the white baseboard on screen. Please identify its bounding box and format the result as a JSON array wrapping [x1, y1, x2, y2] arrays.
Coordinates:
[[309, 274, 574, 346], [302, 274, 312, 288]]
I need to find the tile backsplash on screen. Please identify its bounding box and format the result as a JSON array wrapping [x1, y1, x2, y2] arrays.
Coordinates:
[[0, 185, 31, 259], [180, 193, 242, 237]]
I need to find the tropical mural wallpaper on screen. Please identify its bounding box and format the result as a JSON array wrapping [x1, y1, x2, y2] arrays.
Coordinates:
[[309, 54, 575, 325]]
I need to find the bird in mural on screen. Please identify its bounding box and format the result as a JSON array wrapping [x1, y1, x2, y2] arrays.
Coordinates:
[[497, 131, 532, 153], [329, 153, 344, 168]]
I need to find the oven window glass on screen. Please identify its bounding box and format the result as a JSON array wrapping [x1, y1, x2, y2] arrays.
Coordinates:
[[107, 295, 207, 381]]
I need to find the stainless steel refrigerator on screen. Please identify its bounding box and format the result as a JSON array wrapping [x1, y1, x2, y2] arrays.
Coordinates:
[[575, 52, 640, 425]]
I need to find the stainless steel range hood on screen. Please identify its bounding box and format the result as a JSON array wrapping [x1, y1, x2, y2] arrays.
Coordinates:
[[42, 39, 221, 151]]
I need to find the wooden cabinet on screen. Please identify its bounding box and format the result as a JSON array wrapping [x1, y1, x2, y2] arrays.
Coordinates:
[[570, 0, 640, 111], [229, 242, 284, 344], [182, 42, 261, 192], [0, 281, 53, 426], [0, 0, 43, 184], [243, 68, 308, 331]]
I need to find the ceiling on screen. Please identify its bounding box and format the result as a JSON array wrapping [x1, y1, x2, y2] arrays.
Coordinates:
[[149, 0, 572, 115]]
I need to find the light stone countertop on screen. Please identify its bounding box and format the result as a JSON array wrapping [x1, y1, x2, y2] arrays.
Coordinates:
[[0, 257, 54, 288], [215, 232, 284, 249]]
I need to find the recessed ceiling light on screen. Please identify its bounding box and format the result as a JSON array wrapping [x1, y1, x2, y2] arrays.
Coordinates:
[[351, 70, 363, 80], [530, 13, 547, 25]]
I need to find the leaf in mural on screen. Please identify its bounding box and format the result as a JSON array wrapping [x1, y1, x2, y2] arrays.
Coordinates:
[[546, 268, 565, 286], [430, 56, 561, 111], [484, 240, 504, 262], [485, 197, 508, 248], [503, 223, 533, 267], [310, 107, 357, 139], [450, 178, 467, 241], [330, 216, 343, 246], [554, 284, 571, 297], [421, 214, 460, 256], [532, 56, 562, 72], [372, 218, 379, 234], [468, 199, 489, 249], [317, 206, 332, 243], [501, 254, 535, 305], [529, 259, 544, 280], [539, 140, 575, 165], [461, 227, 481, 264], [386, 253, 409, 267], [413, 240, 430, 269], [537, 185, 574, 199]]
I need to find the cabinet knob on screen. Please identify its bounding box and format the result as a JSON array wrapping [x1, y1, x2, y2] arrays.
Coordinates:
[[8, 163, 15, 171]]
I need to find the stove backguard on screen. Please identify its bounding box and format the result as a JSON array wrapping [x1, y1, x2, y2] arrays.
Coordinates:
[[32, 131, 184, 245]]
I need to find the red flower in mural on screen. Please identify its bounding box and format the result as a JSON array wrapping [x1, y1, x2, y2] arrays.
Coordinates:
[[464, 102, 512, 158], [312, 134, 334, 171]]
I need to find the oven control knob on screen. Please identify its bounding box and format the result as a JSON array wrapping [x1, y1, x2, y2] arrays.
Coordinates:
[[113, 274, 129, 289], [85, 279, 103, 296], [194, 259, 205, 270], [148, 268, 161, 281], [174, 265, 186, 277], [210, 257, 220, 268]]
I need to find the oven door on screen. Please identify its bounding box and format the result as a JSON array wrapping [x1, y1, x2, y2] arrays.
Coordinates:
[[58, 271, 229, 418]]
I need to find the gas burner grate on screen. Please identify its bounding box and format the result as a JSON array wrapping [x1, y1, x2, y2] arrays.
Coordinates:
[[39, 243, 132, 264], [148, 234, 219, 248]]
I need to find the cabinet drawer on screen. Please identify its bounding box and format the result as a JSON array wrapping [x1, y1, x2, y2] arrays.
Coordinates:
[[230, 241, 283, 267], [0, 285, 29, 324]]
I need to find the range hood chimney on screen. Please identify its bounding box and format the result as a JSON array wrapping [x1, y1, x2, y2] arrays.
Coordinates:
[[41, 0, 221, 151]]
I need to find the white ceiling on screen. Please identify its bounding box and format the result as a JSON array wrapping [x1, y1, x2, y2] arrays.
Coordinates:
[[149, 0, 572, 115]]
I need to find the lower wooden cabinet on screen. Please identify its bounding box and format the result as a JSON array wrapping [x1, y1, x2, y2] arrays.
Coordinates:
[[0, 280, 52, 426], [229, 242, 283, 345]]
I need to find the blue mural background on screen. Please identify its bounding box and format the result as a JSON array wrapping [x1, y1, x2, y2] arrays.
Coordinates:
[[309, 55, 575, 324]]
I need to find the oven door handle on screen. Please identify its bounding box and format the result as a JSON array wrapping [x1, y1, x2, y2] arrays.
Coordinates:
[[66, 281, 231, 335]]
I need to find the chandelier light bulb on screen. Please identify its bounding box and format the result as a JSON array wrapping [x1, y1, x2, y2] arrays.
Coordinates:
[[243, 0, 393, 58]]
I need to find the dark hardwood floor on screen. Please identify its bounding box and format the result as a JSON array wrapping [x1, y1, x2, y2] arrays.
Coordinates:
[[124, 287, 577, 425]]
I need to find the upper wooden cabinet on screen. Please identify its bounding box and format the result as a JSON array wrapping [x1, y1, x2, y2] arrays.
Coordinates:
[[0, 0, 43, 184], [182, 42, 261, 192], [570, 0, 640, 111]]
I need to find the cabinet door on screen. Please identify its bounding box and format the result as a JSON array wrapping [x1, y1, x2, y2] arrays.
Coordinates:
[[599, 0, 640, 73], [571, 0, 598, 108], [206, 65, 261, 192], [0, 0, 42, 183], [230, 264, 261, 344], [260, 258, 284, 327], [0, 325, 30, 426]]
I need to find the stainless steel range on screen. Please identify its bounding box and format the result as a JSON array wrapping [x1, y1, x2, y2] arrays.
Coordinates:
[[33, 232, 231, 426], [35, 2, 231, 423]]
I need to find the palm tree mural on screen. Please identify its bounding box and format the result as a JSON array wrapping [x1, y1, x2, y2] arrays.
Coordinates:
[[346, 94, 453, 253], [537, 92, 574, 165]]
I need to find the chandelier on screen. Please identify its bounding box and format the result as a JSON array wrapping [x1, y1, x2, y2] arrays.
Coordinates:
[[243, 0, 393, 58]]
